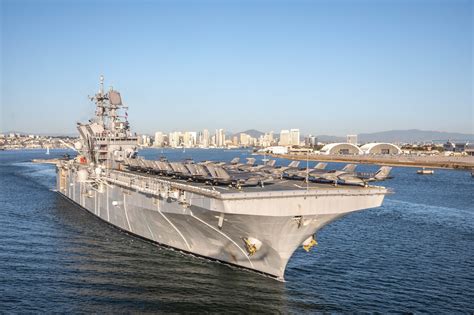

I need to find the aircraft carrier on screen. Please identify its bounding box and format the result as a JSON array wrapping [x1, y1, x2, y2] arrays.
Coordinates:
[[56, 77, 391, 280]]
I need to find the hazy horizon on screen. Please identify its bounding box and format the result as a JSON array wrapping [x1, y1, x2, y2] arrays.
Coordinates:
[[1, 0, 473, 136], [1, 128, 473, 140]]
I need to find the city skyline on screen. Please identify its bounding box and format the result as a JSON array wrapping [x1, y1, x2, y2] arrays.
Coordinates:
[[1, 0, 472, 135]]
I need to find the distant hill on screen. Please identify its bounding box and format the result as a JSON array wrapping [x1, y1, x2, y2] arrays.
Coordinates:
[[315, 134, 345, 143], [233, 129, 265, 139], [357, 129, 474, 143]]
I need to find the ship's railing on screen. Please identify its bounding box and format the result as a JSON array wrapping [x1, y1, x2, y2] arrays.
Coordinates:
[[105, 169, 390, 201], [106, 170, 222, 198], [218, 187, 390, 201]]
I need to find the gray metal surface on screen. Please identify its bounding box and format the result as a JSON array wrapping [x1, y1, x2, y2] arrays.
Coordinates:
[[55, 77, 389, 279]]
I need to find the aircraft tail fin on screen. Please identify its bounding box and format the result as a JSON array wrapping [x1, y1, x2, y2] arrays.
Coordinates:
[[314, 162, 327, 170], [374, 166, 392, 180], [246, 157, 256, 165], [266, 160, 276, 167], [342, 164, 357, 173], [288, 161, 300, 168]]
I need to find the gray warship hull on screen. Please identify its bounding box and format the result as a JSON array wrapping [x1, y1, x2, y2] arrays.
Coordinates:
[[57, 166, 386, 279], [56, 77, 390, 279]]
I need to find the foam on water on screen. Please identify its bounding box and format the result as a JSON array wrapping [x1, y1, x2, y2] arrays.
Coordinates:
[[11, 162, 57, 189]]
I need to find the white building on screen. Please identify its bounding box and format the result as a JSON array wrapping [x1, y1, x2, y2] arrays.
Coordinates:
[[200, 129, 210, 147], [140, 134, 151, 147], [154, 131, 164, 147], [258, 132, 274, 147], [215, 129, 225, 147], [258, 146, 288, 155], [183, 131, 197, 148], [279, 130, 290, 146], [168, 131, 182, 148], [290, 129, 300, 146], [240, 133, 252, 146], [320, 143, 363, 155], [360, 143, 402, 155]]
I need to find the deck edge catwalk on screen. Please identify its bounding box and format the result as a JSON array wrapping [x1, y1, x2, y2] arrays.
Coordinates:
[[56, 77, 390, 280]]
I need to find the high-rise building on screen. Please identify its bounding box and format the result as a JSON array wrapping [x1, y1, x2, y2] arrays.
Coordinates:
[[347, 134, 358, 145], [140, 134, 151, 147], [216, 129, 225, 147], [168, 131, 182, 148], [232, 136, 238, 146], [259, 131, 274, 147], [201, 129, 210, 147], [279, 130, 290, 146], [240, 133, 251, 146], [290, 129, 300, 146], [305, 135, 317, 147], [268, 131, 274, 144], [182, 131, 197, 148], [154, 131, 164, 147]]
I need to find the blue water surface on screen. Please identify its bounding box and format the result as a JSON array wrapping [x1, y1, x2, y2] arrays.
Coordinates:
[[0, 148, 473, 313]]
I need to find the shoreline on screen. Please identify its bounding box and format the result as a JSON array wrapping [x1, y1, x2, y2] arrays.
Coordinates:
[[268, 154, 474, 170]]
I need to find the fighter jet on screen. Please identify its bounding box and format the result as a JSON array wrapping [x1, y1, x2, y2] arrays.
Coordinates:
[[265, 160, 301, 178], [204, 164, 273, 188], [248, 159, 276, 172], [337, 166, 393, 186], [283, 162, 329, 179], [235, 158, 257, 171], [312, 166, 392, 186]]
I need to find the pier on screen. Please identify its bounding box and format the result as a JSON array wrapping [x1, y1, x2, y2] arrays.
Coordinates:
[[270, 154, 474, 170]]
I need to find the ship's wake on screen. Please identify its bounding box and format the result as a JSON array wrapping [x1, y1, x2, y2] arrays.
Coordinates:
[[11, 162, 56, 190]]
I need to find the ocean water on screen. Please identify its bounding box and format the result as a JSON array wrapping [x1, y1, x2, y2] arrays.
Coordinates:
[[1, 148, 473, 313]]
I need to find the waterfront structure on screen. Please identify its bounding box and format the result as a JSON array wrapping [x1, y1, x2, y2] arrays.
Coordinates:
[[465, 143, 474, 156], [258, 146, 288, 155], [443, 141, 456, 151], [455, 143, 467, 152], [56, 78, 389, 280], [360, 143, 402, 155], [320, 143, 363, 155], [443, 141, 470, 153]]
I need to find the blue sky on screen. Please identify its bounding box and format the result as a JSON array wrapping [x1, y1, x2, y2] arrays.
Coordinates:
[[1, 0, 472, 135]]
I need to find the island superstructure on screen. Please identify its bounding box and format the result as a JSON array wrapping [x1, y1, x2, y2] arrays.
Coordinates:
[[56, 77, 389, 280]]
